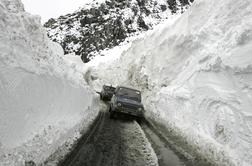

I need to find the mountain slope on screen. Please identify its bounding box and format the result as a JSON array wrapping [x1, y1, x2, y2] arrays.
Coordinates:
[[44, 0, 193, 62]]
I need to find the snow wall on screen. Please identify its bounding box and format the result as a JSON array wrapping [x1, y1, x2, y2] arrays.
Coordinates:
[[0, 0, 99, 165], [90, 0, 252, 165]]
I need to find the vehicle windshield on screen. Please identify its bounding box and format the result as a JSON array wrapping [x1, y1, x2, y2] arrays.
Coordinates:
[[116, 88, 141, 102]]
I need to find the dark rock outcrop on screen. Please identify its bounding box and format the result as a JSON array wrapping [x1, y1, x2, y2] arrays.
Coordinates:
[[45, 0, 193, 63]]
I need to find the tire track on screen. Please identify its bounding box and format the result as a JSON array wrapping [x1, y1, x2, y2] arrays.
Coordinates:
[[139, 118, 196, 166], [59, 111, 106, 166], [58, 111, 158, 166]]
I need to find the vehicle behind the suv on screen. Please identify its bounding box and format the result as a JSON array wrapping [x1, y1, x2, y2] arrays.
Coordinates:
[[100, 85, 116, 101], [109, 86, 144, 119]]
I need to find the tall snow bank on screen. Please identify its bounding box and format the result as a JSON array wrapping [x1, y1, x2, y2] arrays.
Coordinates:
[[0, 0, 99, 165], [89, 0, 252, 165]]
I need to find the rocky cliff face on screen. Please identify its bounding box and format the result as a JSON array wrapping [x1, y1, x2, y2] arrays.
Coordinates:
[[44, 0, 193, 62]]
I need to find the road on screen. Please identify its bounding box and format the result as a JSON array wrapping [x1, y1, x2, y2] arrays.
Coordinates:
[[57, 108, 200, 166], [59, 111, 158, 166]]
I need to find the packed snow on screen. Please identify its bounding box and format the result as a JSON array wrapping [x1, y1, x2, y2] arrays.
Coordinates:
[[88, 0, 252, 165], [0, 0, 99, 165]]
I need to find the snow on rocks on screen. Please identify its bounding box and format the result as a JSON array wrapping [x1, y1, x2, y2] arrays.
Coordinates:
[[89, 0, 252, 165], [0, 0, 99, 165], [44, 0, 193, 63]]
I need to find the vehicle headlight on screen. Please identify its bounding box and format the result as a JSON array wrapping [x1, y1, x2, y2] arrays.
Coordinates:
[[117, 103, 122, 107], [138, 107, 142, 111]]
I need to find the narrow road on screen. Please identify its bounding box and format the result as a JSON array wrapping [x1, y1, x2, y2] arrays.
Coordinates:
[[58, 107, 196, 166], [59, 111, 158, 166]]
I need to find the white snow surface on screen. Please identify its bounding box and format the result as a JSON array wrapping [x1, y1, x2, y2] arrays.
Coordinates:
[[0, 0, 99, 165], [88, 0, 252, 165]]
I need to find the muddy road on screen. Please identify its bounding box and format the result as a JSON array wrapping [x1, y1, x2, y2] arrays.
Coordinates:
[[59, 111, 158, 166], [58, 109, 194, 166]]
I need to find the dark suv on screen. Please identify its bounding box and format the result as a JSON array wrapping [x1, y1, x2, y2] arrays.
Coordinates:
[[100, 85, 116, 101], [109, 86, 145, 119]]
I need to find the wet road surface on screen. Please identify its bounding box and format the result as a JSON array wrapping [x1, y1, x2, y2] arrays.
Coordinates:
[[58, 108, 197, 166], [59, 111, 158, 166]]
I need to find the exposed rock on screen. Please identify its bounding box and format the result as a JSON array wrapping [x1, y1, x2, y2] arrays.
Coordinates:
[[44, 0, 192, 63]]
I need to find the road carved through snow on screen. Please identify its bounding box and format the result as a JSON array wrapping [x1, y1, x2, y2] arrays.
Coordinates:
[[59, 111, 158, 166]]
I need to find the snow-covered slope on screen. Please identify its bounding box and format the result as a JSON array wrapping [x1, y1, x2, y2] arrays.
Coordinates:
[[88, 0, 252, 165], [44, 0, 193, 62], [0, 0, 99, 165]]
